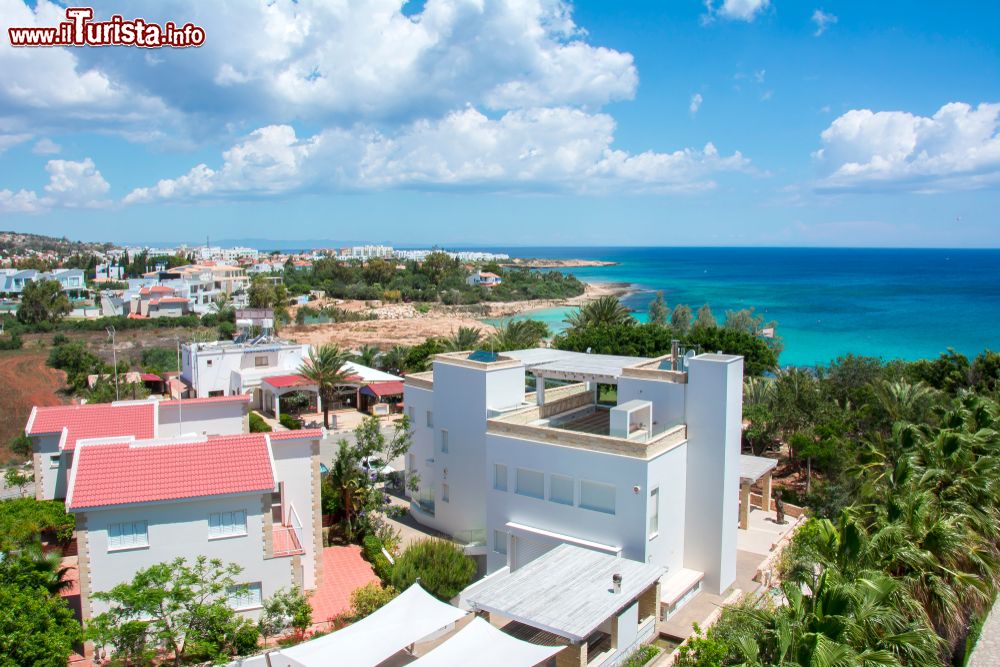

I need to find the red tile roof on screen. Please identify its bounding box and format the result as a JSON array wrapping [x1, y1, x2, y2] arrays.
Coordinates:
[[67, 434, 275, 510], [269, 428, 324, 441], [26, 402, 155, 451], [159, 394, 251, 406], [361, 381, 405, 397], [262, 374, 315, 388]]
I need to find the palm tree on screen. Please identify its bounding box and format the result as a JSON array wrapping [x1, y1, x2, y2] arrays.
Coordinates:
[[873, 379, 939, 424], [563, 296, 633, 330], [327, 440, 365, 541], [351, 344, 381, 369], [298, 344, 354, 428], [484, 319, 549, 352], [442, 326, 482, 352], [381, 345, 410, 376]]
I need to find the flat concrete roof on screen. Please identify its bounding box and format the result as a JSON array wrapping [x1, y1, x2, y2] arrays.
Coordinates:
[[504, 349, 650, 383], [466, 543, 665, 642]]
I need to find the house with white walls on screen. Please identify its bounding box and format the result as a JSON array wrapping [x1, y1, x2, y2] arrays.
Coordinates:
[[466, 270, 502, 287], [403, 347, 742, 617], [25, 395, 251, 501], [65, 428, 324, 626]]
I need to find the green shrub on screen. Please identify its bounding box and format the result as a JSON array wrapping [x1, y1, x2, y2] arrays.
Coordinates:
[[0, 332, 22, 350], [279, 413, 302, 430], [389, 538, 475, 601], [347, 582, 398, 620], [249, 412, 272, 433], [362, 535, 394, 583], [622, 645, 660, 667], [218, 321, 236, 340]]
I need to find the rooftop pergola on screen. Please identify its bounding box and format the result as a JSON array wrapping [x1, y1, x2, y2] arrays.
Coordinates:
[[466, 544, 665, 665], [502, 349, 650, 406], [739, 454, 778, 529]]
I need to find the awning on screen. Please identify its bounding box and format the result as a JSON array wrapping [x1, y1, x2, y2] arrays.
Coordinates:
[[410, 617, 563, 667], [740, 454, 777, 483], [360, 381, 405, 398], [277, 583, 467, 667]]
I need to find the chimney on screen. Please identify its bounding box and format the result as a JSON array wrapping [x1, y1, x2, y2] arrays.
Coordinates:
[[612, 573, 622, 594]]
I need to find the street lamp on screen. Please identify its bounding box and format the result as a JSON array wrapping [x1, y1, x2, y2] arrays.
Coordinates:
[[106, 326, 119, 401]]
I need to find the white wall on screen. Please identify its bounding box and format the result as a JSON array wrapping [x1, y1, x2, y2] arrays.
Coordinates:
[[32, 432, 63, 500], [682, 354, 743, 594], [183, 344, 309, 397], [271, 436, 321, 589], [158, 401, 248, 438], [81, 494, 295, 620], [617, 377, 686, 433]]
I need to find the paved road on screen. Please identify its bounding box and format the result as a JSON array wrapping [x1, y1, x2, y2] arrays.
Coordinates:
[[318, 424, 404, 470], [969, 597, 1000, 667]]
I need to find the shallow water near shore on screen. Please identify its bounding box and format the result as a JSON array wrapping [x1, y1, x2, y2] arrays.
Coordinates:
[[480, 246, 1000, 367]]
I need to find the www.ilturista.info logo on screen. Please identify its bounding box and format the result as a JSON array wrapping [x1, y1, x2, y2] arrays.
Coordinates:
[[8, 7, 205, 48]]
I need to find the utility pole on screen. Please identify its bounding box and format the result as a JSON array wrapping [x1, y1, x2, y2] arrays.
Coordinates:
[[106, 326, 119, 401], [176, 336, 184, 433]]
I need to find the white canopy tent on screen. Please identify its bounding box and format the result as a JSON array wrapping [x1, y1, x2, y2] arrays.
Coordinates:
[[409, 617, 563, 667], [277, 584, 467, 667]]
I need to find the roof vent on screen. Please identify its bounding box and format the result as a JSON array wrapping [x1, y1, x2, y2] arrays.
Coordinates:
[[612, 573, 622, 594]]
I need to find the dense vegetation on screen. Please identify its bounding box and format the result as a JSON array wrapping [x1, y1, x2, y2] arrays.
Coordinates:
[[277, 253, 584, 304], [676, 349, 1000, 666]]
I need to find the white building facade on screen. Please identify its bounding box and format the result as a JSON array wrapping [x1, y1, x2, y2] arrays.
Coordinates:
[[404, 349, 742, 616]]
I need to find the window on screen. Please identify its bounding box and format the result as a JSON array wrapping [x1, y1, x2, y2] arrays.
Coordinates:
[[208, 390, 224, 397], [108, 521, 148, 550], [648, 487, 660, 538], [549, 474, 574, 506], [254, 356, 268, 367], [209, 510, 247, 539], [580, 480, 616, 515], [440, 429, 449, 453], [49, 454, 61, 469], [493, 464, 508, 492], [515, 468, 544, 500], [494, 530, 508, 555], [206, 359, 213, 367], [426, 411, 434, 428], [227, 582, 263, 610], [442, 483, 450, 502]]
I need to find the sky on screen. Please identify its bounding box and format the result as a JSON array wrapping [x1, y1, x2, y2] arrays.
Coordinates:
[[0, 0, 999, 247]]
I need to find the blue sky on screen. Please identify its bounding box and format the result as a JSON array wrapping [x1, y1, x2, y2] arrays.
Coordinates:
[[0, 0, 998, 247]]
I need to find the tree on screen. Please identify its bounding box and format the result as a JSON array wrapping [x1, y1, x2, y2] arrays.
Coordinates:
[[4, 467, 33, 497], [484, 319, 549, 351], [647, 291, 668, 326], [9, 433, 33, 459], [390, 538, 476, 601], [0, 578, 82, 667], [380, 345, 410, 376], [326, 440, 366, 541], [671, 303, 693, 333], [0, 497, 75, 551], [351, 344, 381, 368], [89, 556, 258, 666], [564, 295, 633, 330], [16, 279, 71, 325], [442, 326, 482, 351], [345, 582, 398, 621], [298, 344, 354, 429], [693, 304, 717, 329], [258, 587, 313, 644]]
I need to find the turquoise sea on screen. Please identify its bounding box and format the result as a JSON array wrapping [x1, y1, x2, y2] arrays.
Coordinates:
[[485, 247, 1000, 368]]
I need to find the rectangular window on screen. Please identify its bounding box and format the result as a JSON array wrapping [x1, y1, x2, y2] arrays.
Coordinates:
[[493, 464, 508, 492], [580, 480, 616, 515], [649, 487, 660, 537], [254, 356, 268, 367], [208, 510, 247, 539], [227, 582, 263, 610], [515, 468, 544, 500], [442, 483, 450, 503], [108, 521, 148, 550], [208, 390, 224, 397], [49, 454, 61, 469], [440, 429, 449, 454], [494, 530, 508, 555], [549, 474, 574, 506], [426, 411, 434, 428]]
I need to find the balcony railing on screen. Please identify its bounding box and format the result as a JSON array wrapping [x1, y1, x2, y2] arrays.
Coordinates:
[[272, 503, 305, 557]]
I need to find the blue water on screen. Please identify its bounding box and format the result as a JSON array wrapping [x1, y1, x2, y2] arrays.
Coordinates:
[[490, 247, 1000, 367]]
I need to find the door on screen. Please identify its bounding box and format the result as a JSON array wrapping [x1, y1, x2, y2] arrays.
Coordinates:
[[511, 536, 556, 570]]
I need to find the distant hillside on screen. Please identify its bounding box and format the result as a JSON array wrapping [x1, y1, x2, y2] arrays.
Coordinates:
[[0, 231, 115, 255]]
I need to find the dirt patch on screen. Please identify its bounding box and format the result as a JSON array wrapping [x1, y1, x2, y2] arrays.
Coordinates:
[[0, 348, 68, 463], [285, 316, 497, 349]]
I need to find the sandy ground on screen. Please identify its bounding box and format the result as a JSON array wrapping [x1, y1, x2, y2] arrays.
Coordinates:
[[284, 281, 631, 350], [0, 349, 68, 463]]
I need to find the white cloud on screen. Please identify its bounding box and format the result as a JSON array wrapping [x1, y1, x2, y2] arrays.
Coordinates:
[[689, 93, 703, 115], [125, 110, 751, 202], [0, 133, 31, 153], [703, 0, 770, 23], [32, 138, 61, 155], [811, 9, 837, 36], [0, 157, 111, 213], [814, 102, 1000, 192]]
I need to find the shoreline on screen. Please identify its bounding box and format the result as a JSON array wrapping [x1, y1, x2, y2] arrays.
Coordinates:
[[283, 280, 634, 349], [503, 258, 619, 269]]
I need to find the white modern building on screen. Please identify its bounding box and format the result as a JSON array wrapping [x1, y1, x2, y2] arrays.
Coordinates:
[[181, 339, 311, 404], [0, 267, 87, 296], [65, 427, 323, 625], [466, 270, 502, 288], [126, 263, 250, 315], [404, 348, 742, 616], [25, 395, 253, 501]]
